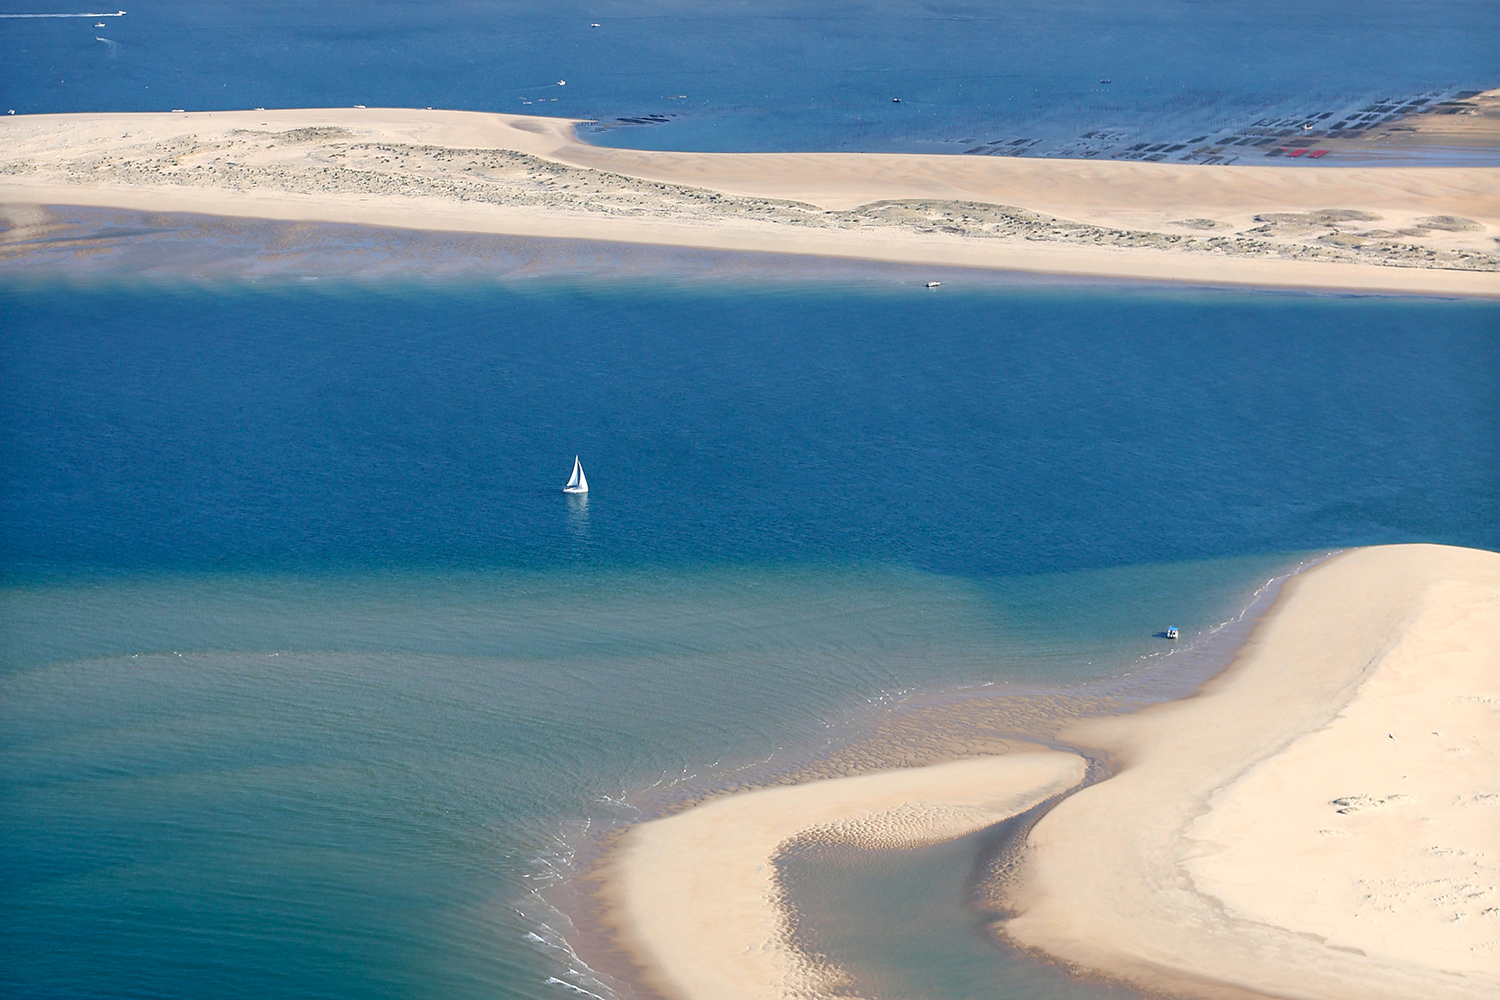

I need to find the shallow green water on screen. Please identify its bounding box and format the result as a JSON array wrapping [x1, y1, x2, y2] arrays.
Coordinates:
[[3, 556, 1293, 1000], [3, 280, 1495, 999], [781, 830, 1143, 1000]]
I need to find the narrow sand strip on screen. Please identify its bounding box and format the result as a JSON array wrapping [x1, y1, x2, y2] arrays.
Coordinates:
[[601, 544, 1498, 1000], [1003, 544, 1500, 999], [604, 752, 1086, 1000], [3, 109, 1498, 295]]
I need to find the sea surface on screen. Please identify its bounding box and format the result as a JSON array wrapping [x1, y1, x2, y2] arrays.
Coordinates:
[[3, 3, 1500, 998], [2, 281, 1497, 1000], [2, 1, 1498, 155]]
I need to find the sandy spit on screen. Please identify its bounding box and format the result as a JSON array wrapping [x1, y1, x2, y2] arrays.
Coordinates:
[[603, 752, 1086, 1000], [598, 544, 1498, 1000], [2, 108, 1498, 295], [1003, 543, 1500, 999]]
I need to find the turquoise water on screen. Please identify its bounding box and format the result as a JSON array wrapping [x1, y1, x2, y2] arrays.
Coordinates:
[[781, 830, 1144, 1000], [2, 556, 1298, 1000], [2, 280, 1497, 998], [4, 3, 1500, 994]]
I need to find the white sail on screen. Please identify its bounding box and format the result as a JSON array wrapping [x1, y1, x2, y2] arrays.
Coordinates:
[[563, 456, 589, 493]]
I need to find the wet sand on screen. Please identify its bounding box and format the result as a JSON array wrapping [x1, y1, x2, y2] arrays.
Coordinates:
[[2, 108, 1498, 295], [598, 544, 1500, 1000], [602, 753, 1086, 1000], [1315, 88, 1500, 163]]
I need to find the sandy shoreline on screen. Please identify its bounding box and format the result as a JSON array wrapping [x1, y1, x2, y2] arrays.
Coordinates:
[[596, 544, 1499, 1000], [604, 752, 1086, 1000], [1003, 543, 1500, 999], [3, 108, 1499, 295]]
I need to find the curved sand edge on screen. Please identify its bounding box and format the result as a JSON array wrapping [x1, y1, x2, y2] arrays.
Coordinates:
[[603, 751, 1087, 1000], [3, 108, 1499, 295], [1002, 543, 1500, 999], [598, 544, 1498, 1000]]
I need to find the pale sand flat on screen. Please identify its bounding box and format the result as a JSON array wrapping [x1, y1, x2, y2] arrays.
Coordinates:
[[1183, 576, 1499, 978], [1003, 544, 1500, 1000], [2, 109, 1498, 295], [604, 752, 1086, 1000], [600, 545, 1498, 1000]]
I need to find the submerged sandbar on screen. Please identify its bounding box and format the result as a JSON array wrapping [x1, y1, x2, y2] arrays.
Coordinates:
[[2, 107, 1498, 295], [594, 544, 1500, 1000]]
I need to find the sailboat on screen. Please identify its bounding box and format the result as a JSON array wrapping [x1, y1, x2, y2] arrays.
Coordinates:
[[563, 456, 589, 494]]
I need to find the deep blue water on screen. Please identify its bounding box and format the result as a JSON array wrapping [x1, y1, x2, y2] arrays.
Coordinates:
[[3, 4, 1500, 997], [4, 281, 1496, 1000], [3, 284, 1497, 577], [2, 1, 1497, 151]]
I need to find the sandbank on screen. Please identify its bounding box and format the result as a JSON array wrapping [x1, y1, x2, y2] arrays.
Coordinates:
[[1317, 88, 1500, 162], [1003, 543, 1500, 999], [3, 108, 1499, 295], [599, 544, 1499, 1000], [604, 752, 1085, 1000]]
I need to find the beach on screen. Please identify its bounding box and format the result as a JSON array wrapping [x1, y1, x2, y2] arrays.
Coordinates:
[[3, 106, 1499, 295], [4, 2, 1498, 995], [601, 544, 1500, 1000], [605, 753, 1086, 1000]]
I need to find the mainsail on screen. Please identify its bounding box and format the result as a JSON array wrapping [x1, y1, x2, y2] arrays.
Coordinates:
[[563, 456, 589, 494]]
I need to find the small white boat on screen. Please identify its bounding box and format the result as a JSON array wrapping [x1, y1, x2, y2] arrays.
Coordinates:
[[1166, 627, 1179, 640], [563, 456, 589, 494], [925, 281, 941, 288]]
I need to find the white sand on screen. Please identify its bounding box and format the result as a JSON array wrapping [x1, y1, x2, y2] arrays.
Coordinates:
[[1004, 544, 1500, 999], [1184, 575, 1499, 978], [3, 108, 1498, 295], [605, 752, 1085, 1000], [601, 545, 1499, 1000]]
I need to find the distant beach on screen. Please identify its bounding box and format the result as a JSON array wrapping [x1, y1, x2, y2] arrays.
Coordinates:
[[3, 99, 1499, 296], [597, 544, 1500, 1000], [4, 3, 1499, 998]]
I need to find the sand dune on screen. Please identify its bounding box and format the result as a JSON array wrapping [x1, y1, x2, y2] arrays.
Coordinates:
[[2, 108, 1498, 294], [600, 544, 1499, 1000]]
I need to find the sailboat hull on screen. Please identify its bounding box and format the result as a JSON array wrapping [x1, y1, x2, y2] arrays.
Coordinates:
[[563, 456, 588, 493]]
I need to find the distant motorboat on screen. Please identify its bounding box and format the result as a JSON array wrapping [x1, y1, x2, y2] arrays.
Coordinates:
[[1166, 626, 1179, 640], [563, 456, 589, 494], [925, 281, 941, 288]]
